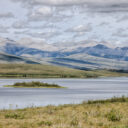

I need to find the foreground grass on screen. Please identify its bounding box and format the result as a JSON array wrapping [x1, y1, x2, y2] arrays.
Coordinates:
[[0, 64, 128, 78], [0, 97, 128, 128], [4, 81, 64, 88]]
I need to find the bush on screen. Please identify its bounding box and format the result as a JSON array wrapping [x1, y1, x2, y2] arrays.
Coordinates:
[[70, 117, 79, 126], [38, 121, 52, 126], [5, 113, 25, 119], [86, 96, 128, 104], [106, 109, 122, 122]]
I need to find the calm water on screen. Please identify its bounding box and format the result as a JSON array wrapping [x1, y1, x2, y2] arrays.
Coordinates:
[[0, 77, 128, 109]]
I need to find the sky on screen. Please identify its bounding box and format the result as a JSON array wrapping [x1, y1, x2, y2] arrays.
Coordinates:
[[0, 0, 128, 47]]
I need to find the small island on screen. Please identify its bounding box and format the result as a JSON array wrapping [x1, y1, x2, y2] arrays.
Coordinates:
[[4, 81, 64, 88]]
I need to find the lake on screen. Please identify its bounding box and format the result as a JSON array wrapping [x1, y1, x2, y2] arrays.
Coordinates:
[[0, 77, 128, 109]]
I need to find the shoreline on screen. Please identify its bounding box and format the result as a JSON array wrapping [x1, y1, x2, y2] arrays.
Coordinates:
[[0, 76, 128, 79], [0, 96, 127, 110], [4, 85, 66, 89], [0, 97, 128, 128]]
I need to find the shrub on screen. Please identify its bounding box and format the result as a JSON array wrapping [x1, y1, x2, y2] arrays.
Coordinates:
[[86, 96, 128, 104], [5, 113, 25, 119], [38, 121, 52, 126], [70, 117, 79, 126], [106, 109, 122, 122]]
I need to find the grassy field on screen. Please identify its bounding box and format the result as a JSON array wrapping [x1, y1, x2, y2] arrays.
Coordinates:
[[0, 97, 128, 128], [0, 64, 128, 78], [4, 81, 64, 88]]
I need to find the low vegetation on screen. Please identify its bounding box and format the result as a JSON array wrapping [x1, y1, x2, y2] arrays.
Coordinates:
[[4, 81, 64, 88], [0, 97, 128, 128], [86, 96, 128, 104], [0, 64, 128, 78]]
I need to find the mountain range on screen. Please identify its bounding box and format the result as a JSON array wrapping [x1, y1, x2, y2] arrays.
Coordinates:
[[0, 37, 128, 70]]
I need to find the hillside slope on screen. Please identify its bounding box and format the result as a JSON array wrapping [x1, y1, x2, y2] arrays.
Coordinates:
[[0, 64, 128, 78], [0, 53, 39, 64]]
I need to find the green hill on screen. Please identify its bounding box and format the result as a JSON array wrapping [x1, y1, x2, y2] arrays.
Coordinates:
[[0, 64, 128, 78]]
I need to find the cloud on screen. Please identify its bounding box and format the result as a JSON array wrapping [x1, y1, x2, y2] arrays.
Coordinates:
[[67, 24, 92, 33], [0, 25, 9, 33], [112, 28, 128, 37], [13, 20, 61, 32], [27, 6, 54, 21], [117, 15, 128, 22], [14, 30, 29, 35], [11, 0, 128, 6], [1, 0, 128, 46], [36, 6, 53, 15], [27, 6, 71, 22], [0, 12, 14, 18], [11, 0, 128, 13], [11, 0, 87, 6], [12, 21, 29, 29], [98, 22, 109, 26], [23, 30, 61, 39]]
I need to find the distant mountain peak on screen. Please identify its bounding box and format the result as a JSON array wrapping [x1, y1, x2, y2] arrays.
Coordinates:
[[93, 44, 109, 49]]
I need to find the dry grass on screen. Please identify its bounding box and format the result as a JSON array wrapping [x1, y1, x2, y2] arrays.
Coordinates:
[[0, 97, 128, 128]]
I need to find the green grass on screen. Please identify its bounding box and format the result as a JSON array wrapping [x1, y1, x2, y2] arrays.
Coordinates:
[[0, 97, 128, 128], [4, 81, 64, 88], [86, 96, 128, 104], [0, 64, 128, 78]]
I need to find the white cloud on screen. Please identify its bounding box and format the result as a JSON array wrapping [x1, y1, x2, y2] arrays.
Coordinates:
[[1, 0, 128, 46], [36, 6, 52, 15], [27, 6, 53, 21], [67, 24, 92, 33]]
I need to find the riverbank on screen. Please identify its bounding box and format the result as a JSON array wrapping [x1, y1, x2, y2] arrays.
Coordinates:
[[0, 64, 128, 78], [0, 97, 128, 128]]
